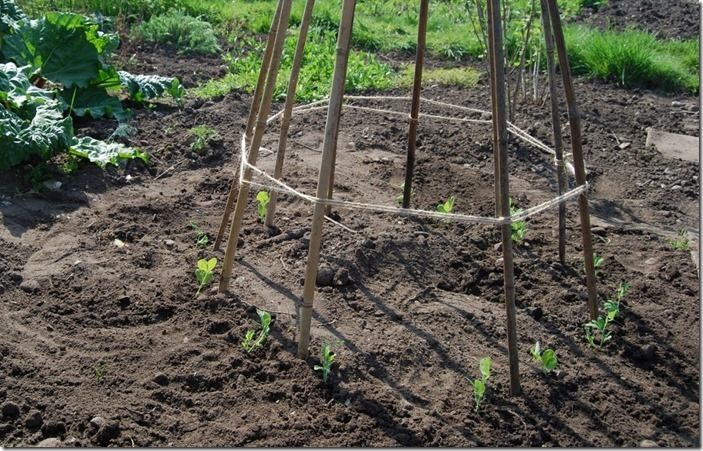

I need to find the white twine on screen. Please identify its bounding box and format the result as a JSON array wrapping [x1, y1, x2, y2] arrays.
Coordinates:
[[239, 134, 588, 226]]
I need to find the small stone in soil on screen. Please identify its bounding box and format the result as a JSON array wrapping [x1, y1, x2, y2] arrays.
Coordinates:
[[96, 422, 120, 446], [1, 401, 20, 418], [334, 267, 351, 286], [36, 438, 63, 447], [89, 416, 106, 432], [639, 439, 659, 447], [316, 265, 335, 287], [164, 239, 175, 247], [41, 420, 66, 437], [19, 279, 41, 293], [153, 372, 169, 386]]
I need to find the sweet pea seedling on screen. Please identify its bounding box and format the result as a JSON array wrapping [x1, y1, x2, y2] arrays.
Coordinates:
[[195, 257, 217, 296], [314, 342, 337, 384], [242, 309, 272, 353], [509, 198, 527, 244], [190, 221, 209, 247], [465, 356, 492, 412], [256, 191, 270, 221], [436, 195, 456, 214], [530, 341, 558, 374]]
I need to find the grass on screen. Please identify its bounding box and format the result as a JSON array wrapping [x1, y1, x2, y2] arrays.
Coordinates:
[[133, 10, 220, 55], [396, 66, 481, 89], [565, 26, 699, 92]]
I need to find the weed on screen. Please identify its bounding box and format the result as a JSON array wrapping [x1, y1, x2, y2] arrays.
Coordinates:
[[189, 125, 221, 153], [313, 342, 337, 384], [255, 191, 270, 222], [242, 309, 272, 353], [466, 357, 492, 412], [194, 257, 217, 296], [396, 66, 480, 89], [61, 155, 81, 175], [668, 229, 690, 251], [509, 198, 526, 244], [133, 10, 220, 55], [436, 195, 456, 214], [93, 365, 106, 380], [530, 341, 558, 374], [190, 221, 209, 247]]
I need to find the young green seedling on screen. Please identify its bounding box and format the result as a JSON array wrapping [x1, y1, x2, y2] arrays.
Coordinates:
[[667, 229, 690, 251], [592, 253, 604, 276], [509, 197, 527, 244], [584, 316, 612, 348], [465, 356, 492, 412], [314, 342, 337, 384], [530, 341, 558, 374], [242, 308, 272, 353], [436, 195, 456, 214], [194, 257, 217, 296], [395, 182, 415, 205], [256, 191, 270, 221], [190, 221, 209, 247]]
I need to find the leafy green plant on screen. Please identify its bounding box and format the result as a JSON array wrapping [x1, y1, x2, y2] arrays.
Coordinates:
[[466, 356, 492, 412], [194, 257, 217, 296], [591, 253, 604, 276], [436, 195, 456, 214], [190, 221, 209, 247], [668, 229, 690, 251], [509, 198, 526, 244], [242, 308, 272, 353], [313, 341, 337, 384], [133, 10, 220, 55], [256, 191, 270, 221], [585, 281, 629, 348], [189, 125, 220, 153], [93, 365, 106, 380], [530, 341, 558, 374], [0, 1, 183, 171]]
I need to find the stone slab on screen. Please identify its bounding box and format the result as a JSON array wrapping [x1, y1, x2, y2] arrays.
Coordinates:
[[645, 128, 699, 163]]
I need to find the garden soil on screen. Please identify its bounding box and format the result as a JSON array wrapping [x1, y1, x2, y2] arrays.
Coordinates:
[[0, 1, 699, 447]]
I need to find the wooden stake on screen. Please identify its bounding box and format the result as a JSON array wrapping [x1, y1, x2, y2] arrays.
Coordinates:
[[298, 0, 357, 358], [265, 0, 317, 228], [539, 0, 567, 264], [401, 0, 429, 208], [545, 0, 598, 320], [214, 0, 284, 250], [218, 0, 293, 292], [487, 0, 521, 396]]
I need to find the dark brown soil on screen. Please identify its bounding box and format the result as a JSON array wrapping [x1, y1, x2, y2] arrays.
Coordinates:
[[0, 2, 700, 448], [574, 0, 700, 40]]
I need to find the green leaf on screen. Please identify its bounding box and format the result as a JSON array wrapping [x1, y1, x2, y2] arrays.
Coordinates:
[[472, 379, 485, 396], [117, 71, 184, 102], [68, 136, 148, 168], [206, 257, 217, 272], [479, 356, 492, 381], [542, 349, 557, 371], [58, 85, 127, 120], [197, 258, 209, 272], [4, 13, 101, 87]]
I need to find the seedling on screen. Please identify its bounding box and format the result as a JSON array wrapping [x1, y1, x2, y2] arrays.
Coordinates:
[[585, 281, 630, 349], [256, 191, 270, 222], [509, 197, 527, 244], [592, 253, 604, 276], [604, 281, 630, 322], [668, 229, 690, 251], [189, 124, 221, 153], [465, 357, 492, 412], [93, 365, 106, 381], [530, 341, 558, 374], [242, 309, 272, 353], [194, 257, 217, 296], [436, 195, 456, 214], [395, 182, 415, 205], [190, 221, 209, 247], [314, 342, 337, 384]]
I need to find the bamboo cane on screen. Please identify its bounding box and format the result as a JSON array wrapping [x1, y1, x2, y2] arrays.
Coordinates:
[[539, 0, 567, 264], [218, 0, 293, 292], [298, 0, 357, 358], [265, 0, 317, 228], [487, 0, 521, 396], [401, 0, 429, 208], [214, 0, 284, 250], [486, 0, 501, 216], [545, 0, 598, 320]]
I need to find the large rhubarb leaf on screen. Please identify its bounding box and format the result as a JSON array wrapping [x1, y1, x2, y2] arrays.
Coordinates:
[[0, 62, 54, 116], [0, 0, 25, 34], [58, 85, 129, 121], [3, 12, 101, 87], [0, 100, 73, 170], [118, 71, 184, 103], [69, 136, 148, 168]]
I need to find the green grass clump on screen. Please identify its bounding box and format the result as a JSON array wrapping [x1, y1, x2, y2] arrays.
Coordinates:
[[133, 10, 220, 55], [195, 29, 392, 102], [565, 26, 699, 92], [188, 125, 221, 153]]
